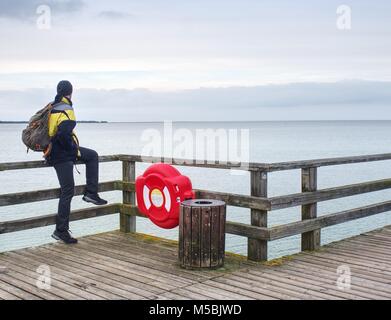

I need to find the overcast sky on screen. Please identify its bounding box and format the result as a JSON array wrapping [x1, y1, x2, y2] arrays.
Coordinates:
[[0, 0, 390, 120]]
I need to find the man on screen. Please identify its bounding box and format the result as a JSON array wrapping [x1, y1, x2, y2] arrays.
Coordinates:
[[47, 80, 107, 244]]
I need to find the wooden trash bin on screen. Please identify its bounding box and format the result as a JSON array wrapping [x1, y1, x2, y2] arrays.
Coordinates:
[[179, 199, 226, 269]]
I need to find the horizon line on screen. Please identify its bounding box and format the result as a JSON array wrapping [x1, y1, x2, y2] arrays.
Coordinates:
[[3, 119, 391, 124]]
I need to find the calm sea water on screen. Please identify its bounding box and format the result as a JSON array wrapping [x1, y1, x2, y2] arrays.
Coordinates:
[[1, 121, 391, 259]]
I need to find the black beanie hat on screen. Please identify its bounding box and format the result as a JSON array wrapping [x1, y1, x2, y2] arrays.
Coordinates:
[[54, 80, 73, 105], [57, 80, 73, 96]]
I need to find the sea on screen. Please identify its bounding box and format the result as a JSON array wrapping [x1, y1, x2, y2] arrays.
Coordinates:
[[1, 121, 391, 259]]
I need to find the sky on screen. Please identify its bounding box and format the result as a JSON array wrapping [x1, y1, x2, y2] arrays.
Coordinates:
[[0, 0, 390, 121]]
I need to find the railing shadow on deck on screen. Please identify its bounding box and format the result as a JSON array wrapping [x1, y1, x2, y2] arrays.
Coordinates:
[[1, 153, 391, 262]]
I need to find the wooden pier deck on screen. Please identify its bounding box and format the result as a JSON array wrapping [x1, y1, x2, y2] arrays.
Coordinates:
[[0, 226, 390, 300]]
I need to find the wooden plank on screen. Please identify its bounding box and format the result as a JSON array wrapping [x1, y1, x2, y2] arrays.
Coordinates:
[[47, 243, 191, 289], [93, 234, 187, 268], [351, 235, 391, 247], [0, 227, 390, 300], [248, 170, 268, 261], [270, 177, 391, 210], [0, 278, 41, 300], [219, 204, 226, 266], [263, 266, 367, 300], [0, 286, 21, 300], [337, 240, 391, 257], [290, 257, 391, 294], [186, 282, 253, 300], [203, 279, 276, 300], [191, 207, 201, 268], [170, 287, 215, 300], [201, 207, 211, 268], [2, 152, 391, 173], [195, 189, 270, 210], [37, 246, 171, 295], [183, 206, 192, 268], [19, 248, 155, 299], [35, 246, 180, 293], [118, 152, 391, 172], [264, 152, 391, 172], [280, 260, 391, 297], [0, 155, 120, 172], [159, 291, 191, 300], [0, 204, 119, 234], [349, 232, 391, 246], [0, 256, 84, 300], [178, 204, 184, 266], [5, 251, 117, 300], [298, 252, 391, 276], [210, 205, 219, 267], [246, 269, 358, 300], [293, 252, 391, 278], [94, 232, 218, 272], [268, 200, 391, 240], [301, 167, 320, 251], [227, 272, 329, 300], [247, 267, 376, 300], [325, 245, 391, 264], [246, 267, 388, 300], [88, 233, 216, 282], [119, 181, 271, 210], [363, 231, 391, 241], [0, 181, 117, 207], [226, 221, 269, 240], [121, 203, 270, 240], [0, 273, 55, 300], [120, 160, 136, 233], [46, 240, 193, 288], [283, 259, 391, 291], [117, 154, 261, 171], [212, 274, 302, 300]]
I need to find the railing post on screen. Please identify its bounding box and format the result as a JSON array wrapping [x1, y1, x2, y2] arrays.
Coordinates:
[[301, 167, 320, 250], [248, 170, 268, 261], [120, 160, 136, 233]]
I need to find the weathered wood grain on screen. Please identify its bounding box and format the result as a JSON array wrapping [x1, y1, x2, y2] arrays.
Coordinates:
[[0, 204, 119, 234], [0, 155, 120, 172], [121, 204, 270, 240], [248, 170, 268, 261], [120, 161, 136, 233], [270, 177, 391, 210], [200, 207, 211, 267], [0, 181, 117, 207], [268, 200, 391, 240], [0, 227, 390, 300], [264, 152, 391, 172], [117, 154, 263, 171], [118, 181, 271, 210], [301, 167, 320, 251], [180, 200, 226, 269], [1, 152, 391, 266]]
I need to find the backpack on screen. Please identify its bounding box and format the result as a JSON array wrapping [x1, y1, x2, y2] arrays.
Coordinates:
[[22, 103, 53, 156]]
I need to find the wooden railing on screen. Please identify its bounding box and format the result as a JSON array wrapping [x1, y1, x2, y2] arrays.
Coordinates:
[[1, 153, 391, 261]]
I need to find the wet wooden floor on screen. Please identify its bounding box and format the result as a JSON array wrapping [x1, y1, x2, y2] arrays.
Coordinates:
[[0, 226, 390, 300]]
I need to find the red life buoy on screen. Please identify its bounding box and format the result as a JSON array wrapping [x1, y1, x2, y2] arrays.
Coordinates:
[[135, 163, 195, 229]]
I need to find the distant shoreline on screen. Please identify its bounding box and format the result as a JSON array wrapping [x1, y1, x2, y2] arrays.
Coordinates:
[[1, 120, 391, 124], [0, 121, 109, 124]]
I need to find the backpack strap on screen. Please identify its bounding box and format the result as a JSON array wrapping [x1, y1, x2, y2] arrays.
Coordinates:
[[43, 142, 52, 159], [60, 110, 71, 120]]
